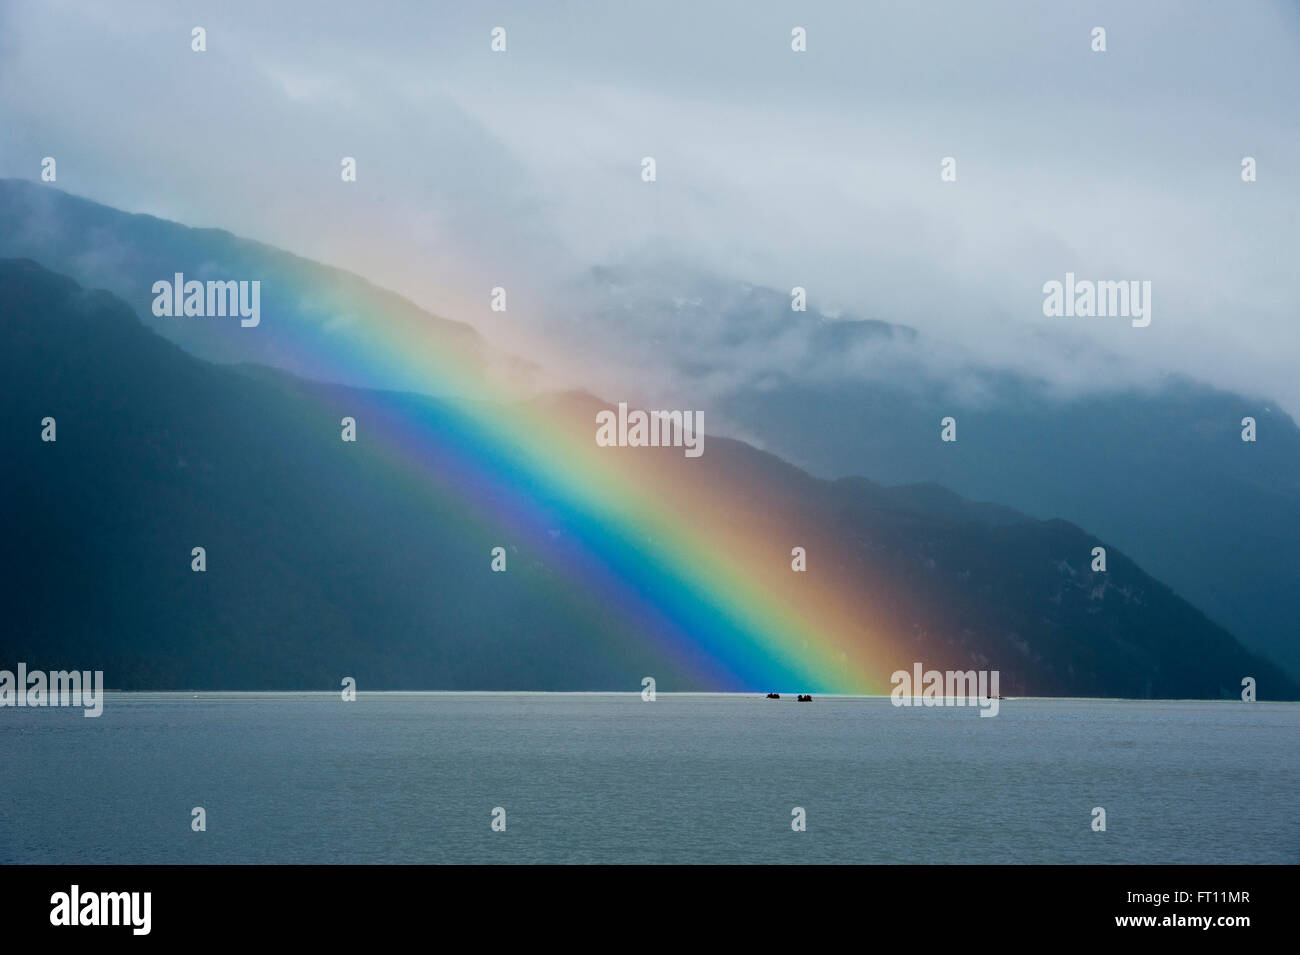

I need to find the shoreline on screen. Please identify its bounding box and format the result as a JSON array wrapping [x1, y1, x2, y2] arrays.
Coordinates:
[[51, 691, 1300, 704]]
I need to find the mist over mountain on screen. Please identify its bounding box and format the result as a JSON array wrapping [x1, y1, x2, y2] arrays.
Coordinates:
[[3, 258, 1294, 699], [4, 1, 1296, 413]]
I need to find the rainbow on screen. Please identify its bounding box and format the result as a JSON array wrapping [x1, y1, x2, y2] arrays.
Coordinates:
[[231, 276, 901, 693]]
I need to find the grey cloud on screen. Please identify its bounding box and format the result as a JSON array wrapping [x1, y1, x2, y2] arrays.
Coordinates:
[[1, 0, 1296, 417]]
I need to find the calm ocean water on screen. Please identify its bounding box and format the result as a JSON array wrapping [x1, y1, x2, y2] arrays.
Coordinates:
[[1, 694, 1295, 864]]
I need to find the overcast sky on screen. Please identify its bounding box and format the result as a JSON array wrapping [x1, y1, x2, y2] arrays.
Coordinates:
[[2, 0, 1298, 414]]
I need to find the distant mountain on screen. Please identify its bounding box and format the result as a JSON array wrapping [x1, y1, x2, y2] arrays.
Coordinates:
[[714, 363, 1300, 683], [3, 258, 1294, 698], [567, 264, 1300, 681]]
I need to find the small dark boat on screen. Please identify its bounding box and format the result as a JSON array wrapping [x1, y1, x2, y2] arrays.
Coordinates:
[[797, 694, 813, 702], [766, 692, 781, 699]]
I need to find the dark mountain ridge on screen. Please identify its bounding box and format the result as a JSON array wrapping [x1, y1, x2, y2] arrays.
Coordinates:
[[2, 258, 1294, 698]]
